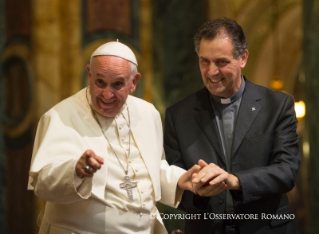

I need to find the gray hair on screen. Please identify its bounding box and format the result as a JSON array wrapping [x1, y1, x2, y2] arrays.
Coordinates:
[[194, 18, 248, 59], [129, 61, 137, 79]]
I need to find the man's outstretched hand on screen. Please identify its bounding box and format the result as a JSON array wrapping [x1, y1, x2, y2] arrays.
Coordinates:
[[75, 149, 104, 178]]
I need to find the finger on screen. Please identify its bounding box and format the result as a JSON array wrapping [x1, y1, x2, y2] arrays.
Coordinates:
[[189, 165, 201, 175], [192, 173, 198, 179], [196, 184, 218, 196], [192, 182, 204, 192], [95, 155, 104, 165], [197, 162, 216, 175], [197, 182, 226, 196], [199, 164, 226, 183], [193, 169, 209, 183], [193, 177, 210, 190], [87, 157, 102, 170], [208, 173, 228, 185], [84, 165, 97, 174], [90, 152, 104, 165], [75, 152, 90, 177], [85, 150, 103, 170], [86, 150, 104, 165], [200, 171, 219, 184], [221, 182, 227, 189], [85, 149, 94, 158], [198, 159, 208, 168], [193, 165, 215, 183]]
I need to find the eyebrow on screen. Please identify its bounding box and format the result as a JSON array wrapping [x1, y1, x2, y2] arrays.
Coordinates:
[[199, 56, 230, 61], [95, 73, 105, 78], [112, 77, 126, 82]]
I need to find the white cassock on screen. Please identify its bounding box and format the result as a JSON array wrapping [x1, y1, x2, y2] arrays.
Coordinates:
[[28, 88, 186, 234]]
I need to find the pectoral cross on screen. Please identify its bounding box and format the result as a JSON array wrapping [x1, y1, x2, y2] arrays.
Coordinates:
[[120, 175, 138, 203]]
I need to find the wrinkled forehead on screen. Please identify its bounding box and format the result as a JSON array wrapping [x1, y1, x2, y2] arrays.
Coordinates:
[[90, 55, 134, 78]]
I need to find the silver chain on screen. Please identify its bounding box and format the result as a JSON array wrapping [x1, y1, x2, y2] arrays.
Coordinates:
[[86, 87, 131, 175]]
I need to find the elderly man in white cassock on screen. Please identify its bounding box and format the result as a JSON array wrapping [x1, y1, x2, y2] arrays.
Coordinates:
[[28, 41, 199, 234]]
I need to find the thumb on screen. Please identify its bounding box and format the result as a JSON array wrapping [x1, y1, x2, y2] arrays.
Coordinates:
[[189, 165, 200, 182], [198, 159, 208, 168], [189, 164, 201, 175]]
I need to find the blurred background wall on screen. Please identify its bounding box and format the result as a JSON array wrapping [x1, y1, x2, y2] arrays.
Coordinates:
[[0, 0, 318, 233]]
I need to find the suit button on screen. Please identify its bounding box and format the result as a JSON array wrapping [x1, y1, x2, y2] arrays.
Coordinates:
[[218, 198, 224, 204]]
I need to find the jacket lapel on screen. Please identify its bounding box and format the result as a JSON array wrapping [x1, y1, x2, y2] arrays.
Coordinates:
[[194, 88, 226, 165], [231, 80, 261, 157]]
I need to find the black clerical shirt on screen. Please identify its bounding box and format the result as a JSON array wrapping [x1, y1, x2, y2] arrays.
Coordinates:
[[209, 76, 246, 213]]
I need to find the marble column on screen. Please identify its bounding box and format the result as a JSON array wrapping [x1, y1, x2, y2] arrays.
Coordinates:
[[31, 0, 81, 232], [303, 0, 319, 233], [32, 0, 81, 120]]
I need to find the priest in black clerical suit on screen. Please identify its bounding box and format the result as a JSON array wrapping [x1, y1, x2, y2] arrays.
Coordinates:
[[164, 18, 300, 234]]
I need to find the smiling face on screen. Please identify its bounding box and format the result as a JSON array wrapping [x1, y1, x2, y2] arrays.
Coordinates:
[[198, 36, 248, 98], [87, 56, 140, 117]]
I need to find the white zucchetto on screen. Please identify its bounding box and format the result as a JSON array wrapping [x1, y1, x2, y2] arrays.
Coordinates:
[[91, 40, 138, 66]]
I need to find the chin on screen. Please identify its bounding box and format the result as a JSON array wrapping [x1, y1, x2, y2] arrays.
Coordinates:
[[103, 107, 123, 117], [209, 89, 226, 97]]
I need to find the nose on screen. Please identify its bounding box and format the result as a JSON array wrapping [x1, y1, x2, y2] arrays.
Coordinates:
[[208, 63, 219, 77], [102, 86, 114, 99]]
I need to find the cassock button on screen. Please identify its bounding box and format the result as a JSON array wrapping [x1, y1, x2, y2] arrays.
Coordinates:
[[122, 137, 126, 142], [139, 212, 143, 217], [119, 125, 123, 130], [218, 198, 224, 204], [143, 203, 146, 206], [141, 191, 144, 194], [135, 169, 138, 172]]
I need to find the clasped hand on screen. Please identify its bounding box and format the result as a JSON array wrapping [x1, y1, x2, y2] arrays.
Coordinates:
[[191, 159, 241, 197]]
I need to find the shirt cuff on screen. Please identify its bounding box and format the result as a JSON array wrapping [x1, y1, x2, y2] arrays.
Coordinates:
[[74, 171, 84, 188]]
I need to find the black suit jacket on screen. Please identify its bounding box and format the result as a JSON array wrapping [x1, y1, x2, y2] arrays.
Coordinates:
[[164, 78, 300, 234]]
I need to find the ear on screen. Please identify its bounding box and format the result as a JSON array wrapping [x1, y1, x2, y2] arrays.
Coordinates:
[[86, 64, 91, 74], [240, 49, 249, 68], [130, 73, 141, 93], [86, 64, 91, 81]]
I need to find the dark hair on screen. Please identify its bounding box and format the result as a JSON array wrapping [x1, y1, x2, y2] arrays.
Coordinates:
[[194, 18, 248, 59]]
